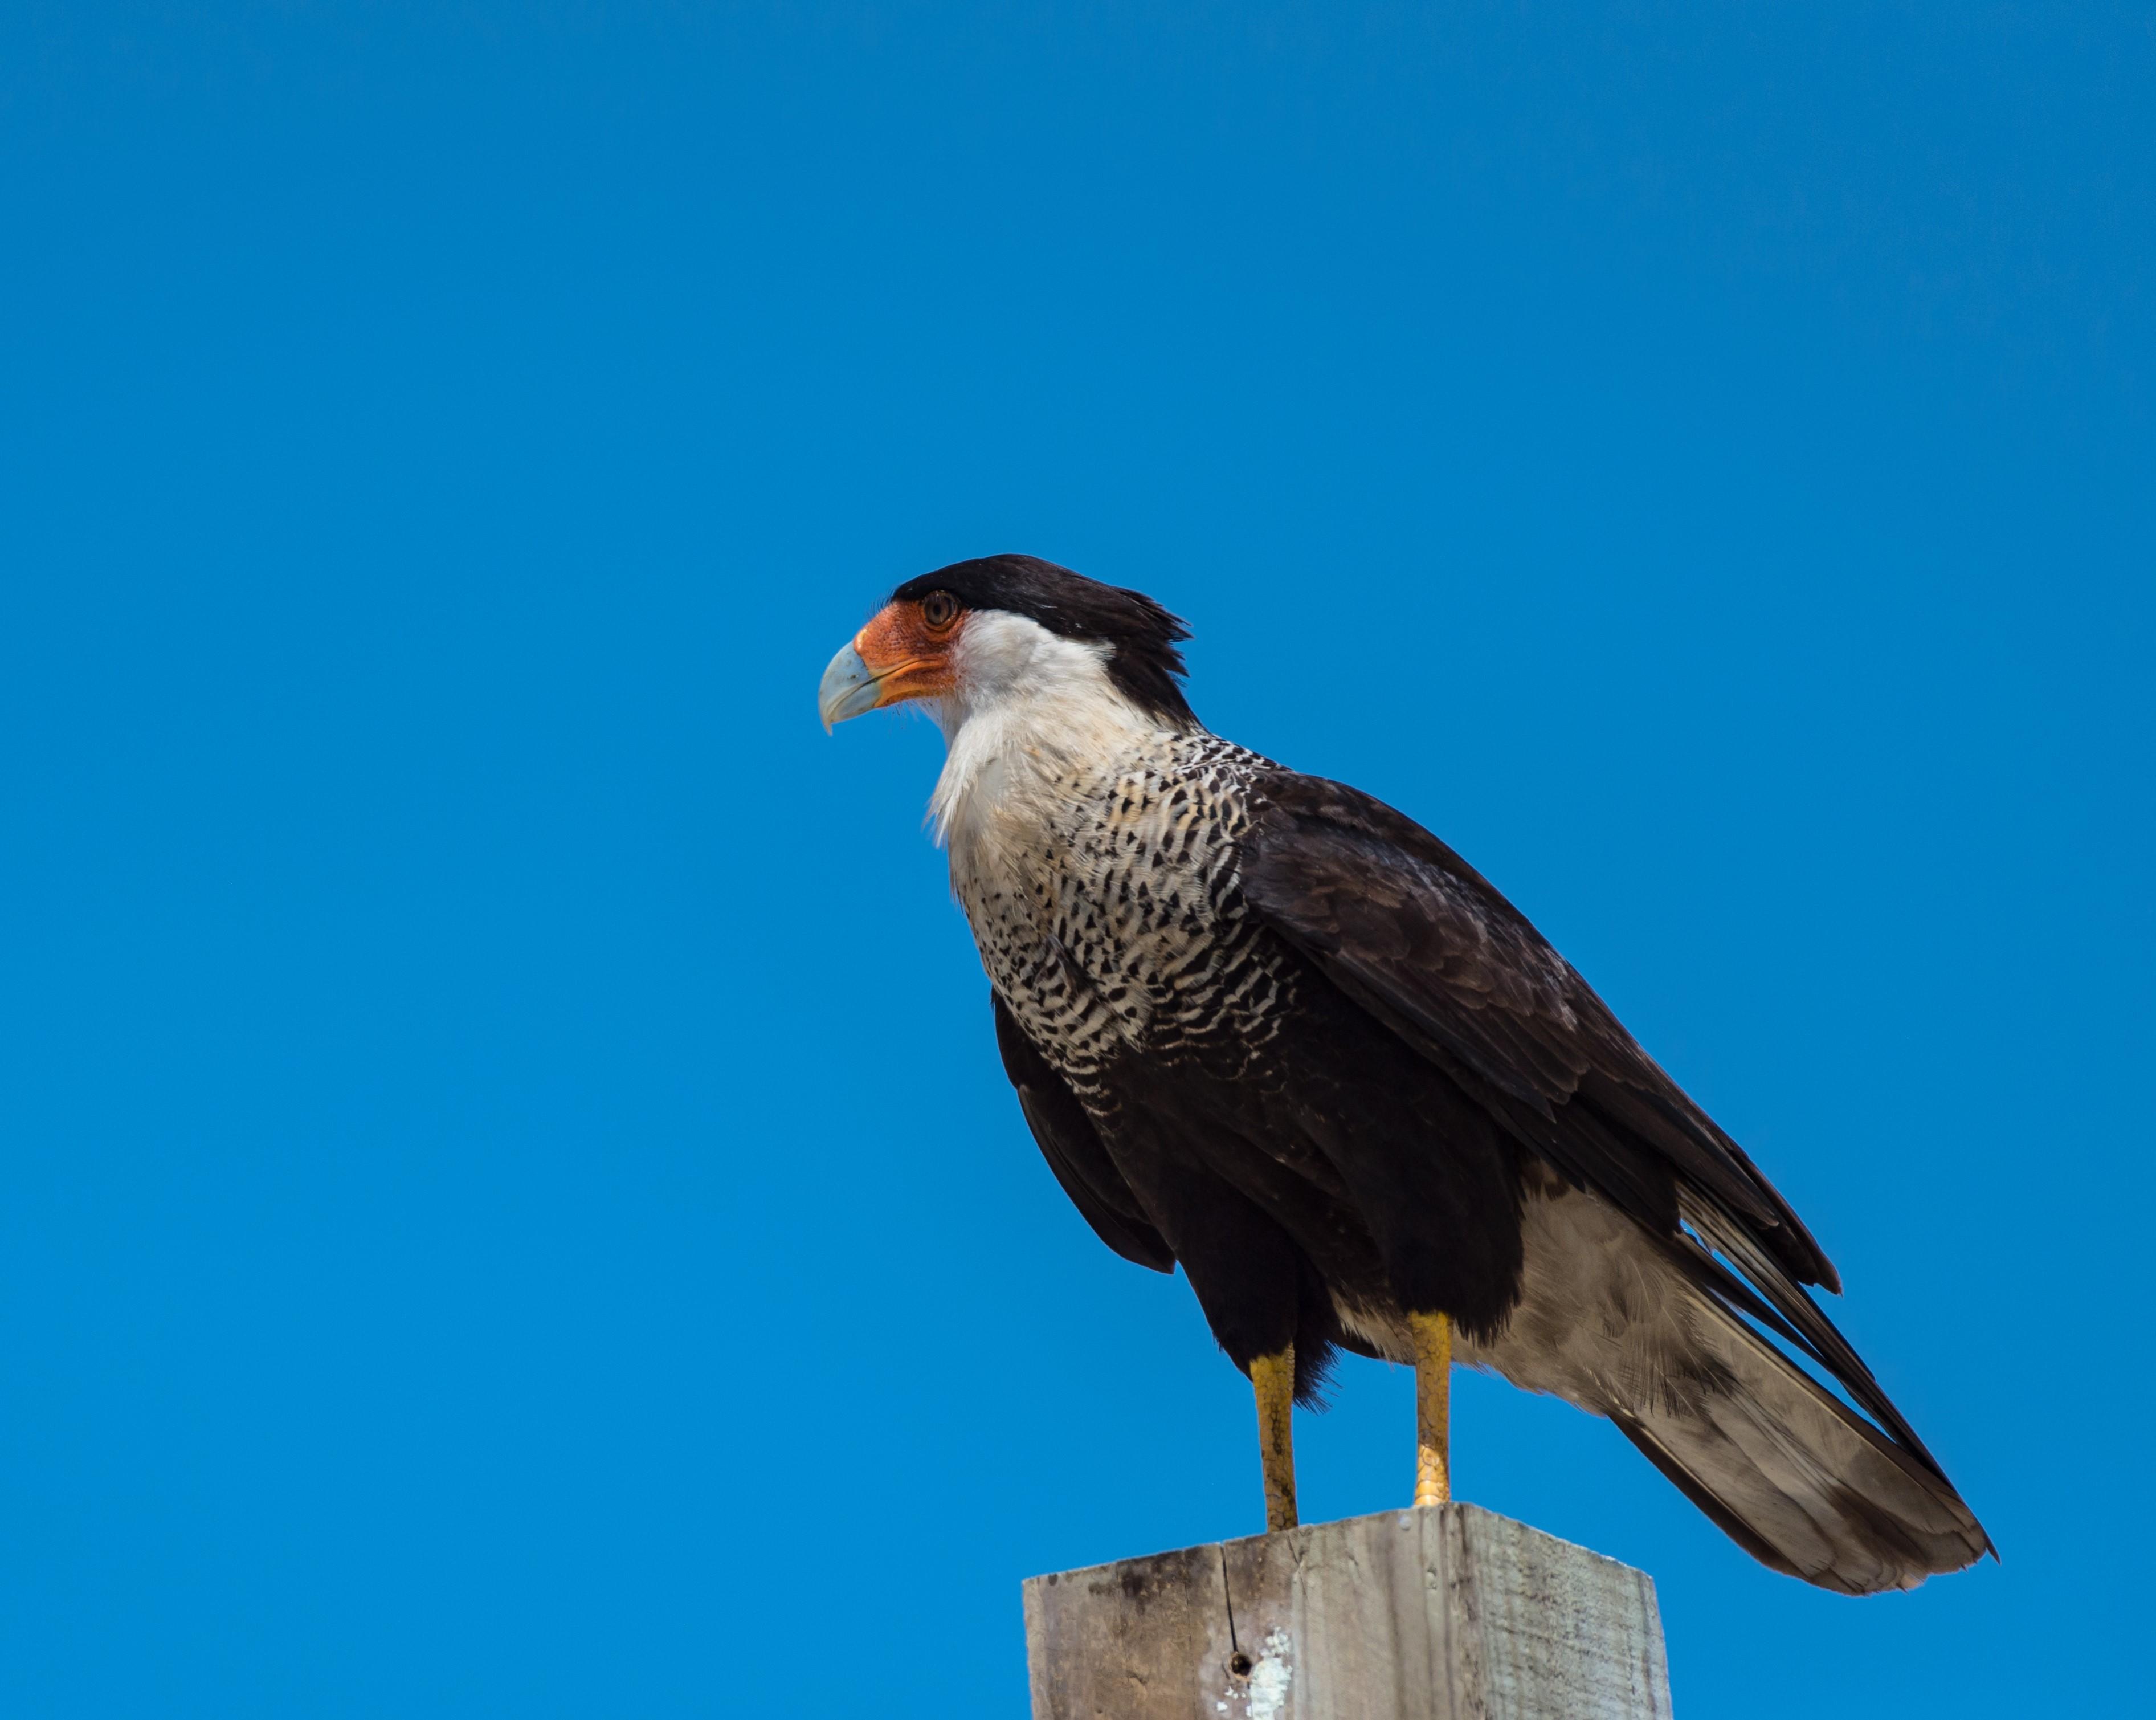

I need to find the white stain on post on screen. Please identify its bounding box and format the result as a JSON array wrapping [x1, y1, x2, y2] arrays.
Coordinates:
[[1246, 1628, 1293, 1720]]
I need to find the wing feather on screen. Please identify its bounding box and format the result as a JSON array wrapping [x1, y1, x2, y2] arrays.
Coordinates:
[[1238, 769, 1967, 1486], [991, 991, 1175, 1273], [1240, 769, 1833, 1282]]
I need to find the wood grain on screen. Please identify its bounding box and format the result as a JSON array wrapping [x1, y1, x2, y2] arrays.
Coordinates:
[[1023, 1505, 1672, 1720]]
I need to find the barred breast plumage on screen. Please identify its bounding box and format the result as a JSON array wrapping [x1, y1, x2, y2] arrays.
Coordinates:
[[950, 731, 1295, 1101]]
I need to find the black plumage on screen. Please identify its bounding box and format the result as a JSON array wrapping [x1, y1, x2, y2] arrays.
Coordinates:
[[993, 991, 1173, 1274], [891, 557, 1198, 728]]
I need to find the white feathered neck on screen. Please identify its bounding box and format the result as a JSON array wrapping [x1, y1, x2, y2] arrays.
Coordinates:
[[927, 610, 1161, 861]]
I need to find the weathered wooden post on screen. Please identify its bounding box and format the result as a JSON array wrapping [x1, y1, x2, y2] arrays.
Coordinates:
[[1023, 1503, 1673, 1720]]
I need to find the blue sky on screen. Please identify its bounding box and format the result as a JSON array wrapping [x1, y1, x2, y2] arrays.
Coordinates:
[[2, 3, 2150, 1714]]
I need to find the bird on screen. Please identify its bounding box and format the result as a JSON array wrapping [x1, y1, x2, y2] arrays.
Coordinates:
[[818, 553, 1990, 1595]]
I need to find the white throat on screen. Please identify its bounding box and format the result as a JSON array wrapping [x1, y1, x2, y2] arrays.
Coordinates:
[[927, 610, 1156, 856]]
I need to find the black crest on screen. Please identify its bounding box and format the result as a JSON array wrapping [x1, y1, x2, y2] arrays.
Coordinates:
[[891, 555, 1199, 729]]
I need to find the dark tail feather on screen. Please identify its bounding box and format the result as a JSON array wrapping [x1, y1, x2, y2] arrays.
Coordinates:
[[1614, 1288, 1991, 1595]]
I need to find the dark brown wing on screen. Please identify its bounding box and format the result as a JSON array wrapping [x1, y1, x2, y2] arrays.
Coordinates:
[[992, 991, 1175, 1273], [1239, 768, 1957, 1477]]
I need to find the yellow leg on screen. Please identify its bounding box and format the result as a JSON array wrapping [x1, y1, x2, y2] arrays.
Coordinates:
[[1251, 1348, 1298, 1534], [1411, 1311, 1452, 1508]]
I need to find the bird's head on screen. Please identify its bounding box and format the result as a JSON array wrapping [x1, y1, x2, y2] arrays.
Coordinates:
[[818, 555, 1198, 737]]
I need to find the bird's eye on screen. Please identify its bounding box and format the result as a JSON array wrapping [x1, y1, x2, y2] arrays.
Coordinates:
[[920, 590, 960, 631]]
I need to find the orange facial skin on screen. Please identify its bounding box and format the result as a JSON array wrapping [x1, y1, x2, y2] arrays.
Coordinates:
[[851, 598, 964, 708]]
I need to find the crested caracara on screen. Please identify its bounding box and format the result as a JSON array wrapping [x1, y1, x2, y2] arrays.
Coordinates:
[[820, 554, 1988, 1594]]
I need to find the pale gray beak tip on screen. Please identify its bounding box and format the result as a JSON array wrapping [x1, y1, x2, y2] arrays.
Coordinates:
[[818, 642, 879, 730]]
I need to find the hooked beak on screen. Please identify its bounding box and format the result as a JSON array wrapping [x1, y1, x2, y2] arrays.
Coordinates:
[[818, 642, 883, 730]]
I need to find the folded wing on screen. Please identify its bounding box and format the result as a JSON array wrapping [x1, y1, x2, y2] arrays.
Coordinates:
[[1238, 768, 1983, 1522], [993, 991, 1175, 1273]]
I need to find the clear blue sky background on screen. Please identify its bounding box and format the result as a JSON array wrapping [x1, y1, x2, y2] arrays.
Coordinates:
[[2, 4, 2150, 1715]]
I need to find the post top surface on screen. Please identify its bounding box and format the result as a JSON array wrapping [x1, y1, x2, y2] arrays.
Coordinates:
[[1023, 1501, 1645, 1592]]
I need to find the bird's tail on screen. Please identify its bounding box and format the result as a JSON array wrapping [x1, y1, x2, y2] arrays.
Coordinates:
[[1604, 1282, 1991, 1595], [1480, 1183, 1991, 1594]]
